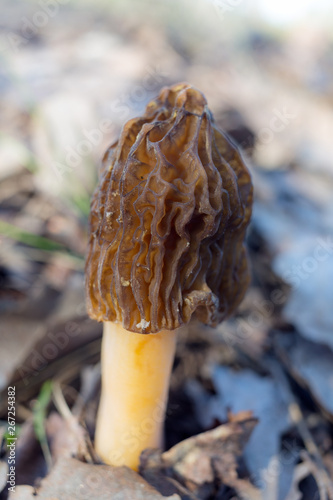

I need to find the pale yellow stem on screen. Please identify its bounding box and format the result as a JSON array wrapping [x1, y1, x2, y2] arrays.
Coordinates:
[[95, 321, 177, 470]]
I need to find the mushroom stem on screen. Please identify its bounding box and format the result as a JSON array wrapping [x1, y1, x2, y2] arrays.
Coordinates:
[[95, 322, 177, 470]]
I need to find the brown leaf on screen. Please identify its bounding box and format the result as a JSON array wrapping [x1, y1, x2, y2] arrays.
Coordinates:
[[46, 412, 90, 463], [28, 456, 180, 500], [8, 485, 36, 499], [141, 411, 258, 499], [0, 316, 102, 417], [139, 449, 199, 500]]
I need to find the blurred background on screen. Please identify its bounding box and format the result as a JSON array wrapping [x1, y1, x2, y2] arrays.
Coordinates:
[[1, 1, 333, 499]]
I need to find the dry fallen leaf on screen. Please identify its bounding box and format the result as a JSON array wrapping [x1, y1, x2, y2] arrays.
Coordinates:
[[46, 412, 91, 463], [12, 456, 180, 500], [141, 411, 259, 500], [8, 485, 36, 500], [284, 461, 312, 500], [0, 316, 101, 416]]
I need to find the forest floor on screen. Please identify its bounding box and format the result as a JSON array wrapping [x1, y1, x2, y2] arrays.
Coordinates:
[[1, 1, 333, 499]]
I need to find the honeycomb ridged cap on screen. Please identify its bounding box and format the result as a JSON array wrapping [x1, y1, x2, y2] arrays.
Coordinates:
[[85, 83, 253, 333]]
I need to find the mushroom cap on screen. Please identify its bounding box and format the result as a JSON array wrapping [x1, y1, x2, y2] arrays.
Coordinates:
[[85, 83, 253, 333]]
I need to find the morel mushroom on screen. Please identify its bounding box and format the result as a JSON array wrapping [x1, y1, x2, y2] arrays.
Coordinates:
[[85, 83, 253, 470]]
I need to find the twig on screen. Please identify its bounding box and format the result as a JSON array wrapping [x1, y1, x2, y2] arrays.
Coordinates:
[[52, 380, 72, 421], [300, 450, 333, 500], [52, 379, 98, 464], [268, 360, 333, 500]]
